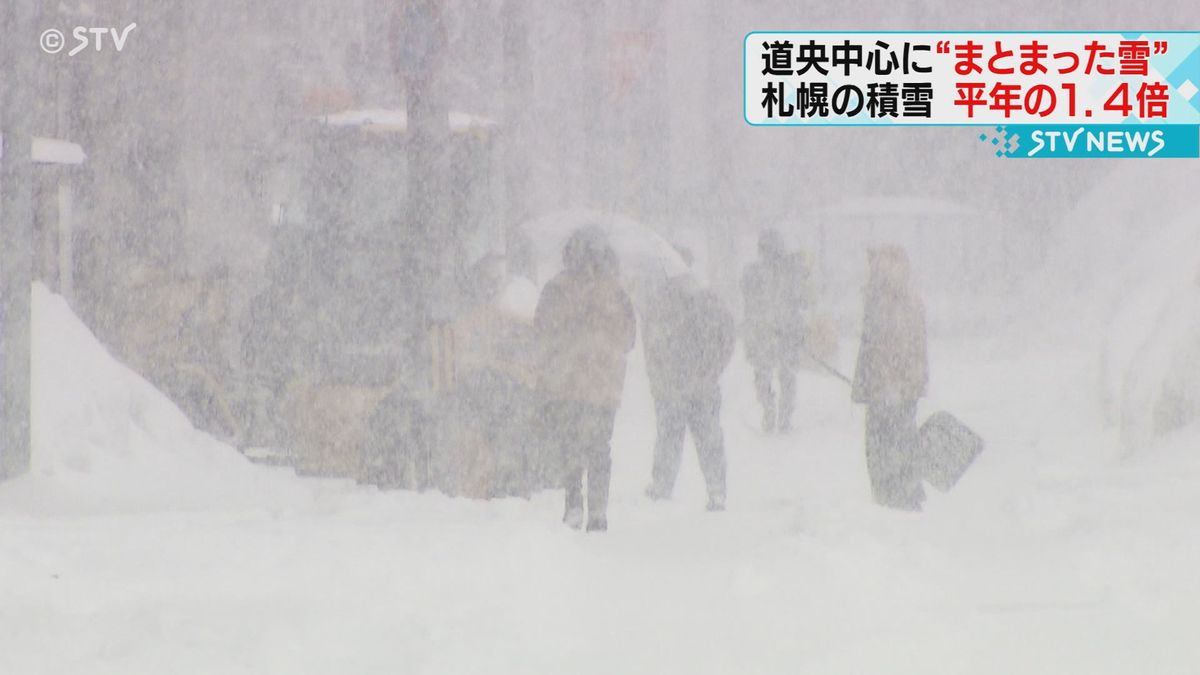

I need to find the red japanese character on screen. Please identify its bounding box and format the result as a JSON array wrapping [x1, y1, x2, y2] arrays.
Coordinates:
[[1118, 40, 1150, 76], [955, 41, 984, 75], [1137, 81, 1169, 118], [1023, 84, 1056, 117], [987, 41, 1014, 74], [954, 82, 987, 117], [1083, 40, 1115, 75], [1019, 41, 1049, 75], [1053, 50, 1079, 74], [988, 82, 1021, 118]]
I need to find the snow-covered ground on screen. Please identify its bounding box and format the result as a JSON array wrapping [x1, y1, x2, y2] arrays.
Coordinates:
[[3, 284, 1200, 674]]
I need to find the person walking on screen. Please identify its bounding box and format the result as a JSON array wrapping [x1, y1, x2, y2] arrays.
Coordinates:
[[642, 275, 735, 511], [741, 229, 812, 433], [533, 226, 636, 531]]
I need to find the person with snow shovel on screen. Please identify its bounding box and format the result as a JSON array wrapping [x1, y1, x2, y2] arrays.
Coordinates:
[[851, 245, 929, 511]]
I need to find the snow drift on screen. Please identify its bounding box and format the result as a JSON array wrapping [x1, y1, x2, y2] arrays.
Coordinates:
[[1099, 218, 1200, 451], [1047, 161, 1200, 452], [2, 284, 318, 515]]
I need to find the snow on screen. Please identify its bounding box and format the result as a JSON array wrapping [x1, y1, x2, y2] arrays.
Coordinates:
[[0, 135, 87, 165], [497, 276, 540, 321], [1044, 161, 1200, 451], [10, 284, 320, 516], [31, 137, 87, 165], [4, 286, 1200, 673], [811, 195, 979, 218], [319, 108, 498, 134], [1096, 215, 1200, 450]]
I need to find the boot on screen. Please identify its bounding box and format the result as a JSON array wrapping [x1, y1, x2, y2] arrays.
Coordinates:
[[762, 406, 776, 434], [645, 483, 670, 501], [707, 492, 726, 512], [563, 505, 584, 530]]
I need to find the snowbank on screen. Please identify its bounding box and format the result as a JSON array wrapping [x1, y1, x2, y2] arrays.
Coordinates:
[[1, 284, 322, 515], [1032, 161, 1200, 453], [1098, 218, 1200, 451], [1053, 162, 1200, 300]]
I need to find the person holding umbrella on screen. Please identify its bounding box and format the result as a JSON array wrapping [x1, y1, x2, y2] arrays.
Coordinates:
[[533, 226, 637, 532]]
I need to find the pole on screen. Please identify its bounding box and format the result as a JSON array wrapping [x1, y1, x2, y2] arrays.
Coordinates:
[[0, 0, 36, 478]]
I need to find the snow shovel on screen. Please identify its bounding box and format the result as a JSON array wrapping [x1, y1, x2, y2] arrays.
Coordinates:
[[916, 411, 984, 492], [801, 346, 985, 491]]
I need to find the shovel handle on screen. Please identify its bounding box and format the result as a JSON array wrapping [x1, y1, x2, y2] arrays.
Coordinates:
[[801, 345, 853, 386]]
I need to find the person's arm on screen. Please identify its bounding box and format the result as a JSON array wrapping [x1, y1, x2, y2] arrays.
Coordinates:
[[715, 297, 737, 372], [913, 298, 930, 395], [850, 296, 878, 404], [740, 266, 756, 312], [533, 278, 564, 335], [615, 287, 637, 353]]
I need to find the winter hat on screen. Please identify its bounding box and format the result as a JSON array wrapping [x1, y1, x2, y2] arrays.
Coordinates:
[[867, 244, 912, 291], [563, 225, 618, 276]]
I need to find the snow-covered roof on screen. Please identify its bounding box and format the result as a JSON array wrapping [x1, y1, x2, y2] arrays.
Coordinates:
[[0, 134, 87, 165], [32, 136, 87, 165], [319, 108, 498, 134]]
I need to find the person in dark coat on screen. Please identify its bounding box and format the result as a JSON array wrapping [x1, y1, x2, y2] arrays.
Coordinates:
[[643, 275, 736, 510], [851, 245, 928, 511], [741, 229, 813, 433], [533, 226, 636, 532]]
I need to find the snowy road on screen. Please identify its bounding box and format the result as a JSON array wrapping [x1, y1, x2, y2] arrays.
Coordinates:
[[3, 288, 1200, 674]]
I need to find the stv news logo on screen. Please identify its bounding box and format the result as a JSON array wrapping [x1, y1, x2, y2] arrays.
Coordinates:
[[40, 23, 137, 56]]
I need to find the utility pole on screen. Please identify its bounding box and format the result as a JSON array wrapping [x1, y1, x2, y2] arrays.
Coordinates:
[[0, 0, 36, 478], [580, 1, 609, 209], [500, 0, 539, 282], [500, 0, 532, 228], [393, 0, 451, 374], [702, 0, 737, 308], [627, 1, 669, 227]]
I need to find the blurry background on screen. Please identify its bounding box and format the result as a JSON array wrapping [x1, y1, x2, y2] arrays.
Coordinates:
[[4, 0, 1199, 476]]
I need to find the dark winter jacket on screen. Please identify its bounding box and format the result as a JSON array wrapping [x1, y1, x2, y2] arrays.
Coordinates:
[[533, 267, 636, 409], [741, 253, 813, 369], [643, 281, 735, 401], [851, 249, 928, 405]]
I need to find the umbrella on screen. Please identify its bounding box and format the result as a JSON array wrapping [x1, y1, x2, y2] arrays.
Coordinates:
[[518, 209, 690, 284]]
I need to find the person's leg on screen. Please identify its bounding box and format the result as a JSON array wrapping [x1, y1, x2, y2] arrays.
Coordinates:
[[865, 402, 924, 510], [754, 368, 776, 432], [648, 396, 687, 499], [563, 462, 585, 528], [892, 401, 925, 510], [586, 448, 613, 531], [688, 387, 728, 510], [778, 367, 797, 433], [549, 401, 585, 528], [584, 405, 617, 531], [864, 404, 890, 505]]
